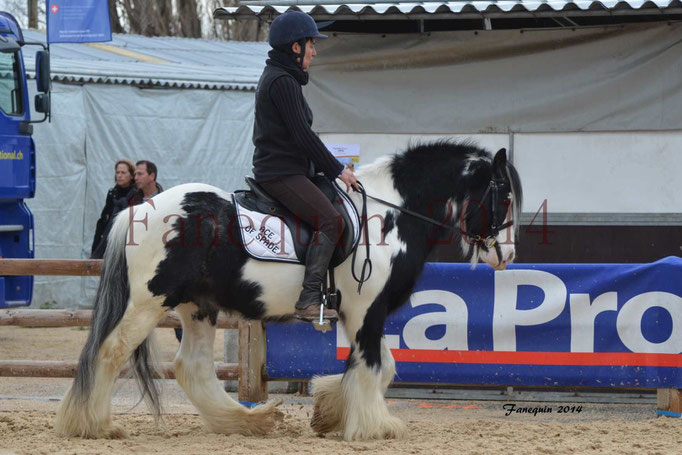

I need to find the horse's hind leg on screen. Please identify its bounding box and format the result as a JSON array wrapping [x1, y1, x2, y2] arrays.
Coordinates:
[[56, 297, 166, 439], [173, 303, 282, 435]]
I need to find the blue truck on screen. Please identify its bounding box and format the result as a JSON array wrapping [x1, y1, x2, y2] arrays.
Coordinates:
[[0, 12, 51, 308]]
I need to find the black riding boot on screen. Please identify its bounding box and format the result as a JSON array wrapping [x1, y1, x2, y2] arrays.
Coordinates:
[[294, 231, 339, 322]]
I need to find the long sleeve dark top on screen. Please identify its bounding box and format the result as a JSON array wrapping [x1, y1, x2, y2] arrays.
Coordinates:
[[269, 76, 343, 179], [252, 51, 343, 182]]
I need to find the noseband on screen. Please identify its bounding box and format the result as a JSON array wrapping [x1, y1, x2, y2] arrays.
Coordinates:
[[460, 178, 514, 250]]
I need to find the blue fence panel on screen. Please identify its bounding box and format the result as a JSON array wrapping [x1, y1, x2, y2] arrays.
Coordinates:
[[266, 257, 682, 388]]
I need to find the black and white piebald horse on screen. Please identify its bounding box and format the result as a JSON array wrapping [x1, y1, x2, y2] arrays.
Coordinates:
[[55, 140, 522, 441]]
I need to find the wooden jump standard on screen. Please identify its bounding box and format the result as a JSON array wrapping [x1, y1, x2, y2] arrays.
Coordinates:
[[0, 308, 266, 402], [0, 258, 267, 402]]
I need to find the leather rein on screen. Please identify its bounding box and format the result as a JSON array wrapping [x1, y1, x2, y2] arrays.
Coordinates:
[[350, 179, 513, 293]]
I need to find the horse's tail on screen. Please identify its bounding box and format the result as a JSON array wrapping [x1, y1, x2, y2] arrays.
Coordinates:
[[56, 210, 161, 436]]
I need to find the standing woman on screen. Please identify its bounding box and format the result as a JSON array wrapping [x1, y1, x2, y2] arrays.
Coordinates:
[[253, 11, 358, 323], [90, 159, 135, 258]]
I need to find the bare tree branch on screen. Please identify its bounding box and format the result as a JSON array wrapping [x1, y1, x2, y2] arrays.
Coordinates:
[[109, 0, 125, 33], [27, 0, 38, 28], [178, 0, 201, 38]]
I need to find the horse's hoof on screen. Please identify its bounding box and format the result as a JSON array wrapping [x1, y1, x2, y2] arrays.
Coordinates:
[[310, 404, 341, 434], [343, 416, 407, 441], [242, 400, 284, 435], [383, 415, 407, 439], [102, 424, 128, 439]]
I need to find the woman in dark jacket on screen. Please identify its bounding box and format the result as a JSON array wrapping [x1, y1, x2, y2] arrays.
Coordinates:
[[90, 159, 135, 258]]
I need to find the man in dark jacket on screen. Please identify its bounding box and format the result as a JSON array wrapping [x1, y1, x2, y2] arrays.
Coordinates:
[[252, 11, 358, 323]]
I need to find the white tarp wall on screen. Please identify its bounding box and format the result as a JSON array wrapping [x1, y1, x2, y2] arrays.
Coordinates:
[[308, 22, 682, 222], [27, 82, 255, 308]]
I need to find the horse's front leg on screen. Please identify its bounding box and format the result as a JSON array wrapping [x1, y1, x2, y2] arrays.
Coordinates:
[[311, 337, 402, 440], [341, 334, 406, 441]]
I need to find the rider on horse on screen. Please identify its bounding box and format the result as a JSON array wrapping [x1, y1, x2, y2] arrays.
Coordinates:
[[252, 11, 358, 323]]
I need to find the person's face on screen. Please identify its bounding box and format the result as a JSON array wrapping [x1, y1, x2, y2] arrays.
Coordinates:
[[292, 39, 316, 70], [135, 164, 155, 190], [115, 163, 132, 187]]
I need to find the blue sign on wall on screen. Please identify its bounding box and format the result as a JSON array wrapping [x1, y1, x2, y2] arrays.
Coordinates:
[[266, 257, 682, 388], [47, 0, 111, 44]]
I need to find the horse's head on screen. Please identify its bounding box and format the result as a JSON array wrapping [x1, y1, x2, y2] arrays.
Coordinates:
[[460, 148, 522, 271]]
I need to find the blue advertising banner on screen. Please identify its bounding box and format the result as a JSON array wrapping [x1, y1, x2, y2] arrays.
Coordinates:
[[266, 257, 682, 388], [47, 0, 111, 44]]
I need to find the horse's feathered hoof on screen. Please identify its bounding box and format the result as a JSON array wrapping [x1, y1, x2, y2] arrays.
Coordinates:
[[238, 400, 284, 436], [101, 423, 128, 439], [343, 415, 407, 441], [311, 403, 341, 434], [310, 374, 345, 435]]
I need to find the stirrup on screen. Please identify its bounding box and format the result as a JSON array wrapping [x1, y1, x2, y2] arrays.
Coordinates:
[[313, 293, 336, 333], [312, 304, 333, 333]]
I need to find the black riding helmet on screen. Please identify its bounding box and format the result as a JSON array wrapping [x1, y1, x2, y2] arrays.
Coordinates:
[[269, 11, 327, 68]]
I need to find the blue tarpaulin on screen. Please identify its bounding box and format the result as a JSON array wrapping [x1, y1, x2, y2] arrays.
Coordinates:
[[47, 0, 111, 44], [266, 257, 682, 388]]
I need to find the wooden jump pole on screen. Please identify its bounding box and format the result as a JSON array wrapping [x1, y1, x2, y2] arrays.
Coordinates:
[[0, 309, 238, 329], [0, 259, 103, 276], [0, 360, 239, 380]]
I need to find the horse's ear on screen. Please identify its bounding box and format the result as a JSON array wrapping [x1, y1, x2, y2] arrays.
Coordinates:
[[492, 148, 507, 176]]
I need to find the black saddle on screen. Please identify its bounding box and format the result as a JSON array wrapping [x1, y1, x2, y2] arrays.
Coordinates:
[[233, 176, 359, 266]]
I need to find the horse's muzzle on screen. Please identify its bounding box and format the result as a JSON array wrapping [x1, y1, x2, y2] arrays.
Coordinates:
[[493, 261, 508, 271]]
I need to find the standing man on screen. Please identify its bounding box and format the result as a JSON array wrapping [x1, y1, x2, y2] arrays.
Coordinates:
[[133, 160, 162, 202], [252, 11, 358, 323]]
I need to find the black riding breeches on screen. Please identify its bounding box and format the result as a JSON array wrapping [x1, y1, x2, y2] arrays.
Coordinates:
[[259, 175, 345, 245]]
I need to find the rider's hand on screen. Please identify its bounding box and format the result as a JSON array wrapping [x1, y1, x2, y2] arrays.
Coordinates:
[[339, 168, 359, 193]]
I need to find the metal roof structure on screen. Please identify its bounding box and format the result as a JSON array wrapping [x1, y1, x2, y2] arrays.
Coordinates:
[[214, 0, 682, 21], [21, 30, 269, 91]]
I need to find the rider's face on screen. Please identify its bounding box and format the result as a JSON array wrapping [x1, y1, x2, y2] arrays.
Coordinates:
[[293, 39, 316, 70], [303, 39, 316, 70]]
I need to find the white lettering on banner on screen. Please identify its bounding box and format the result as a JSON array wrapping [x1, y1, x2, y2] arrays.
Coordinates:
[[569, 292, 617, 352], [403, 290, 468, 350], [493, 270, 567, 351], [332, 270, 682, 356], [617, 292, 682, 353]]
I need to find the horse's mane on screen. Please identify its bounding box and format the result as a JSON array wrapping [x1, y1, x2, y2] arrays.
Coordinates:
[[400, 139, 490, 163], [401, 139, 521, 199]]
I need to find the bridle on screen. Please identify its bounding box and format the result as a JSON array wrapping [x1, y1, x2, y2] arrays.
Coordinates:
[[350, 178, 514, 293], [459, 177, 514, 250]]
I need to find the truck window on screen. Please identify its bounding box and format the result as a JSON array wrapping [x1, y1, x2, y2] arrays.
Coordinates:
[[0, 51, 23, 116]]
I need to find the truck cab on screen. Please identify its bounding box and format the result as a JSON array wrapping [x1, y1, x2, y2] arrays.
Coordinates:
[[0, 12, 50, 307]]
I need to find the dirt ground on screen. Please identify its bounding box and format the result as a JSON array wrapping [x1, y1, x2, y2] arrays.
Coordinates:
[[1, 326, 681, 454]]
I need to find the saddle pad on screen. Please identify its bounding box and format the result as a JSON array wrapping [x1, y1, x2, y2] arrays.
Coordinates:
[[233, 183, 360, 264], [234, 202, 300, 262]]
